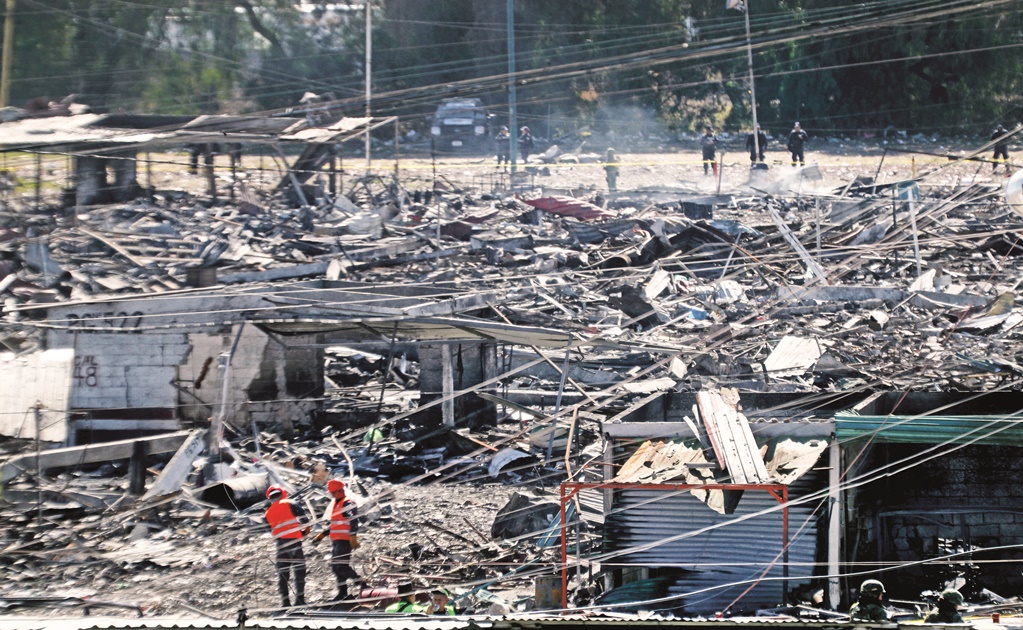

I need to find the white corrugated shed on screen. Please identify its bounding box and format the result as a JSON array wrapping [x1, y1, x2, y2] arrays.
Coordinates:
[[0, 348, 73, 442]]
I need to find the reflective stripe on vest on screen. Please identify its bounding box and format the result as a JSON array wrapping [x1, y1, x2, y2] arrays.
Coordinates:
[[329, 499, 351, 540], [266, 500, 303, 539]]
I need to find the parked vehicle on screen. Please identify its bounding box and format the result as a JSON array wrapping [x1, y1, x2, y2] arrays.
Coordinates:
[[430, 98, 492, 153]]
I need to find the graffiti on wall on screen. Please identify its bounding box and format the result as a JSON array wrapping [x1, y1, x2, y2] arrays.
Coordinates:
[[64, 311, 145, 331], [73, 355, 99, 387]]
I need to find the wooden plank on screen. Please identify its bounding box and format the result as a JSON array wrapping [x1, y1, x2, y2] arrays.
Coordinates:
[[77, 227, 150, 268]]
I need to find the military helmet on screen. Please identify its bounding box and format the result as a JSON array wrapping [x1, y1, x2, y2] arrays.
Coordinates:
[[940, 589, 963, 606], [860, 579, 886, 596]]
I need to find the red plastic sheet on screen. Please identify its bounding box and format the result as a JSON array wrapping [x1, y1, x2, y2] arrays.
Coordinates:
[[521, 195, 613, 221]]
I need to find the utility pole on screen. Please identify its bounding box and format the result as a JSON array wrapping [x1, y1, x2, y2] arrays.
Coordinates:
[[742, 1, 760, 158], [364, 0, 372, 171], [1, 0, 14, 108], [507, 0, 517, 176]]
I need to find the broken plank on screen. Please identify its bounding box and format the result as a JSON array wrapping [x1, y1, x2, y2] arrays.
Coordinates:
[[76, 227, 150, 268]]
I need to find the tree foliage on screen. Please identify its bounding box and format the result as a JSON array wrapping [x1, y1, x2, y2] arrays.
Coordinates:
[[2, 0, 1021, 134]]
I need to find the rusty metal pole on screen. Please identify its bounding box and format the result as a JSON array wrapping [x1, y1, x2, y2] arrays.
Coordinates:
[[560, 483, 569, 609], [0, 0, 13, 108]]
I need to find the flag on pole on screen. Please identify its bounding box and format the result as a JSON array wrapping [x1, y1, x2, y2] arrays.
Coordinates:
[[726, 0, 746, 11]]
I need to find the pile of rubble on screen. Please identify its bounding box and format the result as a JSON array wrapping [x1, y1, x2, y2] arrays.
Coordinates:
[[3, 142, 1023, 618]]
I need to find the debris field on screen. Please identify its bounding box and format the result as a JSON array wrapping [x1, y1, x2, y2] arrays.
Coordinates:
[[3, 137, 1023, 620]]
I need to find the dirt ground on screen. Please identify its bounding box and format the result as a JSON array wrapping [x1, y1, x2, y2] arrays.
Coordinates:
[[2, 135, 1007, 210]]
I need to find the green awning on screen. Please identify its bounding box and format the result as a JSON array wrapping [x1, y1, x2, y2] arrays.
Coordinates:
[[835, 413, 1023, 446]]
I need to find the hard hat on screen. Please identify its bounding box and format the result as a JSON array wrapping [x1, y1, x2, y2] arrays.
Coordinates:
[[860, 579, 885, 596], [521, 126, 529, 132], [266, 485, 286, 500], [327, 479, 345, 494], [940, 589, 964, 607]]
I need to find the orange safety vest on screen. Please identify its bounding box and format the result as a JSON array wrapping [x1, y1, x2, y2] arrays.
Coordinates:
[[329, 499, 352, 541], [265, 500, 303, 539]]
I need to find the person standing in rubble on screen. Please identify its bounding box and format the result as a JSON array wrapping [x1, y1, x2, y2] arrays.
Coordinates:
[[384, 583, 424, 613], [787, 121, 808, 167], [746, 125, 768, 165], [925, 588, 964, 623], [426, 587, 456, 615], [849, 579, 890, 622], [518, 126, 535, 163], [495, 126, 511, 167], [323, 478, 362, 600], [264, 485, 310, 607], [604, 148, 620, 193], [700, 125, 719, 176], [992, 124, 1011, 173]]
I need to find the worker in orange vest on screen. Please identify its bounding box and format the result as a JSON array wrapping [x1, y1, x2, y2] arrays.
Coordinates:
[[264, 485, 310, 607], [323, 478, 362, 600]]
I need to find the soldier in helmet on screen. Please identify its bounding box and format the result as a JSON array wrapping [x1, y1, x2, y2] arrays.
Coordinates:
[[849, 579, 890, 622], [925, 589, 964, 623]]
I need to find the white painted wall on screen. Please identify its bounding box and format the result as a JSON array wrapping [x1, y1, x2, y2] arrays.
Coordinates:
[[0, 349, 73, 443]]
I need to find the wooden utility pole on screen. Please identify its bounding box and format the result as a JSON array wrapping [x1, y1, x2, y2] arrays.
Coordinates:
[[1, 0, 14, 108]]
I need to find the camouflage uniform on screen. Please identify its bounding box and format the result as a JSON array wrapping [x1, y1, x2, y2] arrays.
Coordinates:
[[925, 588, 964, 623], [924, 609, 964, 623], [849, 598, 890, 622]]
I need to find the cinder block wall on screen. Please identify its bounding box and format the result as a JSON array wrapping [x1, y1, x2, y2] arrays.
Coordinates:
[[49, 330, 184, 411], [48, 323, 325, 436], [853, 444, 1023, 597]]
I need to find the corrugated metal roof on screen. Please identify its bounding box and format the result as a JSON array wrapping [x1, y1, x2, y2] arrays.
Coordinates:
[[0, 114, 172, 149], [603, 473, 825, 615], [180, 115, 302, 135], [0, 114, 371, 152], [835, 413, 1023, 446], [279, 117, 374, 142], [0, 613, 862, 630], [697, 391, 770, 485]]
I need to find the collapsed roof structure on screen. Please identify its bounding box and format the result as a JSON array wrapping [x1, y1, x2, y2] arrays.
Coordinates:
[[2, 113, 1023, 619]]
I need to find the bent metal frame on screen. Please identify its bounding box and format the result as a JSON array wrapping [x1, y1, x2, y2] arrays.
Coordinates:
[[558, 482, 791, 610]]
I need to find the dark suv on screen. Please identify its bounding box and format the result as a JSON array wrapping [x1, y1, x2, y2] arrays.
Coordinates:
[[430, 98, 492, 153]]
